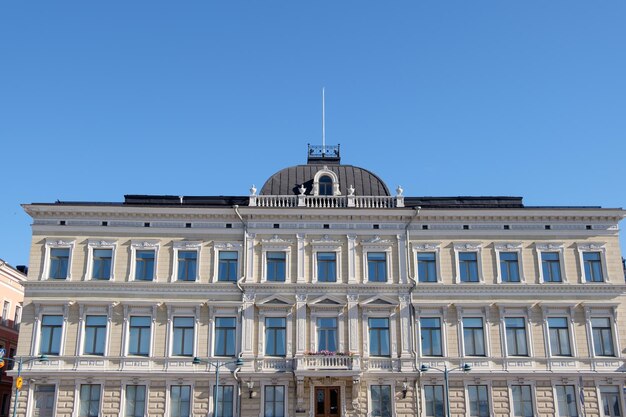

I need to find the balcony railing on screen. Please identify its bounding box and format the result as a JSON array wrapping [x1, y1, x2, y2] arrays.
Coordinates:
[[297, 355, 354, 370], [251, 195, 403, 208]]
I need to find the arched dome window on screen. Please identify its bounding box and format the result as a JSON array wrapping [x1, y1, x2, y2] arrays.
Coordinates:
[[318, 175, 333, 196]]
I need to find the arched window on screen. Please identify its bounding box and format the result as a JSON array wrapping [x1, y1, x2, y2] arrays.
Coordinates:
[[319, 176, 333, 196]]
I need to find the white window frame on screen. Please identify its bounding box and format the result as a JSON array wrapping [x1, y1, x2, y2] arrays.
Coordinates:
[[421, 383, 446, 417], [26, 382, 59, 417], [260, 383, 288, 417], [32, 303, 70, 356], [41, 239, 75, 280], [122, 304, 157, 357], [260, 235, 293, 283], [361, 297, 398, 359], [415, 305, 448, 358], [412, 243, 442, 284], [85, 240, 117, 281], [312, 167, 340, 196], [210, 307, 240, 359], [209, 382, 238, 417], [171, 241, 202, 283], [311, 236, 342, 284], [463, 380, 494, 417], [167, 305, 200, 358], [258, 308, 292, 358], [165, 381, 194, 417], [78, 304, 112, 357], [457, 306, 490, 358], [129, 240, 160, 282], [121, 382, 149, 417], [361, 236, 393, 284], [1, 300, 10, 326], [213, 242, 243, 283], [367, 381, 396, 417], [583, 305, 620, 359], [553, 383, 581, 417], [453, 243, 484, 284], [309, 308, 345, 354], [494, 242, 525, 283], [597, 385, 626, 417], [576, 243, 609, 283], [535, 243, 567, 284], [14, 304, 22, 329], [74, 382, 104, 417], [498, 305, 534, 358], [508, 382, 539, 417], [541, 305, 577, 358]]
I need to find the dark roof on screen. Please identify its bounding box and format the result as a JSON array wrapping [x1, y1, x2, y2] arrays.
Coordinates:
[[260, 164, 391, 196], [404, 196, 524, 209]]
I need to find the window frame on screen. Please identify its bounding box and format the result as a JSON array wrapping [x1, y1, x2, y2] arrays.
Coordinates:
[[213, 242, 243, 283], [413, 243, 442, 284], [553, 384, 580, 417], [598, 385, 625, 417], [42, 239, 75, 280], [541, 306, 577, 358], [494, 242, 524, 283], [167, 305, 199, 358], [171, 241, 202, 283], [80, 307, 111, 357], [260, 383, 288, 417], [33, 304, 69, 357], [368, 383, 395, 417], [129, 240, 160, 282], [28, 383, 59, 417], [312, 167, 340, 196], [211, 384, 236, 417], [419, 316, 444, 357], [367, 317, 391, 357], [465, 384, 490, 417], [576, 243, 609, 283], [85, 240, 117, 281], [166, 383, 193, 417], [264, 316, 287, 357], [122, 383, 148, 417], [260, 236, 292, 283], [583, 306, 620, 359], [308, 297, 347, 354], [498, 306, 534, 359], [76, 383, 103, 417], [361, 236, 393, 284], [422, 384, 445, 417], [311, 236, 342, 283], [415, 306, 448, 358], [122, 304, 156, 358], [509, 383, 538, 417], [535, 243, 567, 284], [213, 316, 238, 357], [461, 316, 487, 357], [453, 243, 483, 284], [257, 304, 292, 359]]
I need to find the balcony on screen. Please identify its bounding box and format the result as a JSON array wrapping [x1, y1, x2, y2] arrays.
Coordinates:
[[296, 355, 356, 370], [251, 195, 401, 209]]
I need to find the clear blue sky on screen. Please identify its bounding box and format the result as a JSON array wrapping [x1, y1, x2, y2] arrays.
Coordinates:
[[1, 1, 625, 267]]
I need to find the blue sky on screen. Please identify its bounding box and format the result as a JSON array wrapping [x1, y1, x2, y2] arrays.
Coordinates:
[[1, 1, 625, 267]]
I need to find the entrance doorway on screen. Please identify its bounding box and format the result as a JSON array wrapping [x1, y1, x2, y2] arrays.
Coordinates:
[[315, 386, 340, 417]]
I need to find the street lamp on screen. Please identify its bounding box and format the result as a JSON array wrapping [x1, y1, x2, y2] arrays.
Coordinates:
[[2, 355, 49, 417], [420, 363, 471, 417], [192, 357, 244, 417]]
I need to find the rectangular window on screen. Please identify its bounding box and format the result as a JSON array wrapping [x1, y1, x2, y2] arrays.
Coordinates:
[[468, 385, 489, 417], [135, 250, 155, 281], [317, 252, 337, 282], [512, 385, 534, 417], [368, 318, 390, 357], [264, 386, 285, 417], [92, 249, 113, 280], [84, 315, 107, 355], [125, 385, 146, 417], [129, 316, 151, 356], [172, 317, 194, 356], [542, 252, 562, 282], [79, 384, 101, 417], [548, 317, 572, 356], [1, 301, 8, 325], [215, 385, 234, 417], [370, 385, 392, 417], [459, 252, 479, 282], [505, 317, 528, 356], [583, 252, 604, 282], [424, 385, 444, 417], [417, 252, 437, 283], [500, 252, 520, 282], [40, 315, 63, 355], [591, 317, 615, 357], [265, 317, 286, 356], [367, 252, 387, 282], [556, 385, 578, 417], [317, 317, 337, 352], [14, 305, 22, 330], [49, 248, 70, 279], [170, 385, 191, 417], [215, 317, 237, 357], [600, 386, 622, 417], [463, 317, 485, 356], [218, 251, 238, 282], [266, 252, 286, 282], [177, 251, 197, 281], [420, 317, 442, 356]]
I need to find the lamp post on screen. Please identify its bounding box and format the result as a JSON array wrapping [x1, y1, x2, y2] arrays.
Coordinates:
[[192, 357, 244, 417], [2, 355, 49, 417], [420, 363, 471, 417]]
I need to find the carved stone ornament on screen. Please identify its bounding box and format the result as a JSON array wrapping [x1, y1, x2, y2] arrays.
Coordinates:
[[454, 242, 481, 251], [261, 235, 293, 245], [577, 242, 605, 251], [214, 242, 243, 250], [361, 236, 393, 246], [347, 294, 359, 303], [250, 185, 257, 196], [173, 241, 202, 250], [131, 240, 160, 248], [295, 294, 307, 302], [348, 185, 355, 196], [298, 184, 306, 195], [413, 243, 440, 251], [396, 185, 404, 196], [46, 239, 74, 247], [311, 235, 342, 247], [494, 242, 522, 251], [535, 243, 564, 251], [242, 292, 256, 302], [88, 240, 116, 248]]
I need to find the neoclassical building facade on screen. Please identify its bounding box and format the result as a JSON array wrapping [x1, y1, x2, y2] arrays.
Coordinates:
[[12, 146, 626, 417]]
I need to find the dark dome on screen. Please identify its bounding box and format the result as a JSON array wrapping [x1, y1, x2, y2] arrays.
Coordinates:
[[260, 164, 390, 196]]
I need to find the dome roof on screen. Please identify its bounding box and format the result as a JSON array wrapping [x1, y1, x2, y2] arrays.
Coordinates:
[[260, 164, 390, 196]]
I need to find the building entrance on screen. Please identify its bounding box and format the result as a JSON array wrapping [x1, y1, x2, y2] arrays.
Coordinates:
[[315, 386, 340, 417]]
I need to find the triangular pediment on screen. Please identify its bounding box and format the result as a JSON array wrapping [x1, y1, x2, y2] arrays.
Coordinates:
[[308, 295, 346, 306], [361, 295, 397, 306], [264, 298, 289, 305]]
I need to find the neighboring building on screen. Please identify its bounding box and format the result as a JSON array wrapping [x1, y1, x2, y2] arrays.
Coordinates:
[[12, 145, 626, 417], [0, 260, 25, 417]]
